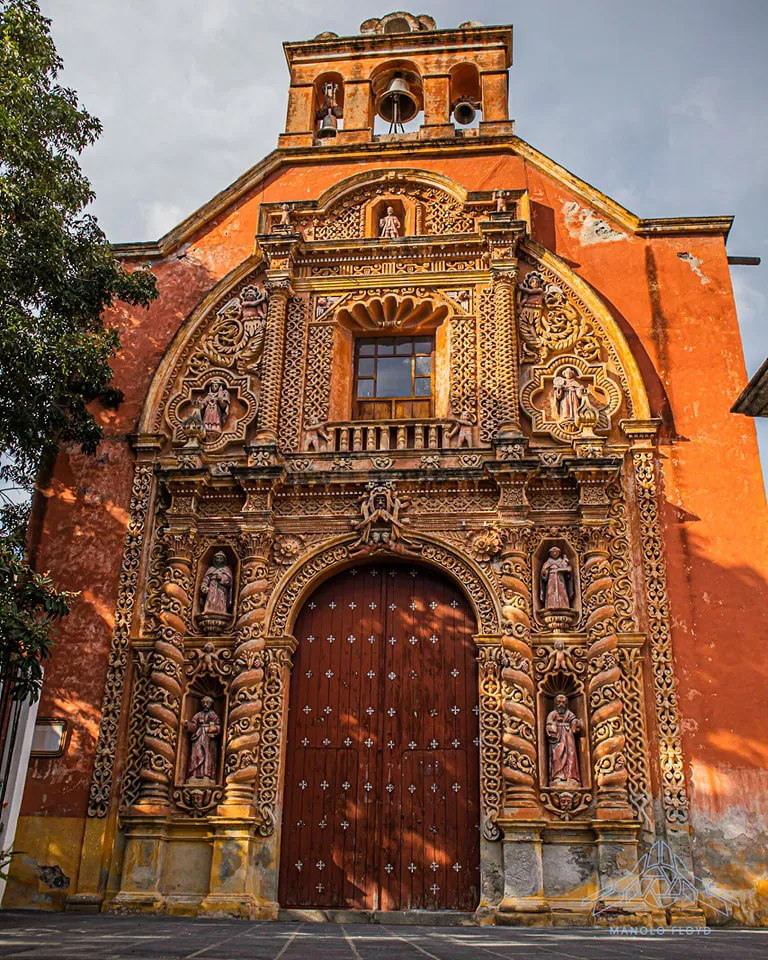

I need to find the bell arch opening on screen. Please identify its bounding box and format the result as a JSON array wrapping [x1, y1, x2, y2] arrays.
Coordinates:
[[277, 559, 481, 911]]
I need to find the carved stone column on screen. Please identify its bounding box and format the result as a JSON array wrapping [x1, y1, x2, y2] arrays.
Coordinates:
[[203, 530, 277, 918], [480, 218, 524, 441], [253, 233, 301, 448], [136, 476, 204, 811], [623, 420, 702, 925], [498, 530, 539, 812], [496, 527, 549, 922], [493, 267, 521, 439], [253, 278, 290, 446], [581, 528, 633, 819], [116, 474, 203, 912], [219, 530, 273, 817]]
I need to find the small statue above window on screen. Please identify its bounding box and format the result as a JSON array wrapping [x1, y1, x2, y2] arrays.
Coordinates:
[[379, 206, 401, 239]]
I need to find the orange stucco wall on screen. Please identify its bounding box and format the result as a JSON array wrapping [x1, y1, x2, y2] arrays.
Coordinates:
[[15, 143, 768, 919]]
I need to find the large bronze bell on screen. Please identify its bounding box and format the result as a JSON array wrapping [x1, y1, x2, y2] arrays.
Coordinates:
[[377, 74, 419, 130]]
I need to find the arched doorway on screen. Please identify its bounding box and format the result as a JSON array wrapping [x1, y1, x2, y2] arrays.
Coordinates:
[[279, 562, 481, 912]]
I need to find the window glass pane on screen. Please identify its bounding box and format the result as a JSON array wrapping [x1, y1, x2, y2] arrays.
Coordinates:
[[395, 340, 413, 355], [359, 341, 375, 356], [357, 358, 375, 376], [415, 356, 431, 376], [376, 357, 412, 397], [415, 339, 432, 354], [377, 341, 394, 355], [414, 377, 431, 396], [357, 379, 374, 398]]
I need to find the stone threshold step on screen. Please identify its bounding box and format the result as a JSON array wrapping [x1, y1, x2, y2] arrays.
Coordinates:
[[278, 908, 478, 926]]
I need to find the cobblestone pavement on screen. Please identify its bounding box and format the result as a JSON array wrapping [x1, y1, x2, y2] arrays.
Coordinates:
[[0, 913, 765, 960]]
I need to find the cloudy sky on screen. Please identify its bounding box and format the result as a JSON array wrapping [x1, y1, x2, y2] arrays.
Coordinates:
[[41, 0, 768, 477]]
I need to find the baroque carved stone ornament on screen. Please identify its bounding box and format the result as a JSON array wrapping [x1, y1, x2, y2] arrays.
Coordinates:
[[350, 481, 413, 554], [520, 355, 621, 445], [167, 369, 257, 453]]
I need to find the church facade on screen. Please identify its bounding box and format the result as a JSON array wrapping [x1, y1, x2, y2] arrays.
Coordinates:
[[6, 12, 768, 926]]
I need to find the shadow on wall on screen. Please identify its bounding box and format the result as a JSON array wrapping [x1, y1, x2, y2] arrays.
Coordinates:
[[660, 494, 768, 926]]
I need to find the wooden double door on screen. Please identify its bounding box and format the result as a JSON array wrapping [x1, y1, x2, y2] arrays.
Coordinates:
[[279, 563, 481, 911]]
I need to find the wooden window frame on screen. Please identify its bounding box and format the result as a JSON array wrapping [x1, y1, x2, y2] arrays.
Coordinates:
[[352, 335, 435, 421]]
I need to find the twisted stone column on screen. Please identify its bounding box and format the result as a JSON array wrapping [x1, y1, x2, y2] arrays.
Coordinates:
[[582, 529, 633, 817], [253, 278, 290, 446], [138, 531, 195, 807], [493, 267, 521, 439], [220, 531, 272, 816], [498, 530, 539, 811]]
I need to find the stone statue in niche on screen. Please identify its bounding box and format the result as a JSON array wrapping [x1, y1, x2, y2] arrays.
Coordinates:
[[379, 206, 401, 239], [185, 696, 221, 783], [201, 379, 230, 433], [200, 552, 234, 616], [546, 693, 582, 787], [304, 415, 330, 452], [552, 366, 581, 422], [446, 407, 474, 448], [540, 547, 574, 610]]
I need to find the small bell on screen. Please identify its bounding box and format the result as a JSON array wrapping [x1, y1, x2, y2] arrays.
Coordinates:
[[452, 98, 478, 126], [317, 109, 338, 139]]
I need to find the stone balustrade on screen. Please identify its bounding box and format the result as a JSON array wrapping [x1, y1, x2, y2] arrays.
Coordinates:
[[323, 419, 453, 453]]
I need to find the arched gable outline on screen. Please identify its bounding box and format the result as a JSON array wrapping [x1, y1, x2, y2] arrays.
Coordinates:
[[521, 238, 652, 420], [137, 253, 265, 437], [266, 533, 502, 640], [313, 167, 468, 214]]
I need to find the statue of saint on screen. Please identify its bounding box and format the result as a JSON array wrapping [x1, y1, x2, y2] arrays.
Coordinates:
[[200, 551, 233, 615], [185, 696, 220, 782], [540, 546, 574, 609], [201, 380, 230, 432], [379, 206, 401, 239], [553, 366, 581, 422], [546, 694, 582, 786]]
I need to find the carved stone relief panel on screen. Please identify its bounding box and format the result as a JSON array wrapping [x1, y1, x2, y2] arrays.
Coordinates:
[[154, 280, 268, 453], [291, 178, 476, 241], [517, 255, 633, 449]]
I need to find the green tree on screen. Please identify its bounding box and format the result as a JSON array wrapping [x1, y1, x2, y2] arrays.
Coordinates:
[[0, 0, 157, 702]]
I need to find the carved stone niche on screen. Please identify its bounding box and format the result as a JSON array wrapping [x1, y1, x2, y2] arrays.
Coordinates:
[[167, 369, 257, 454], [193, 546, 239, 636], [520, 355, 622, 447], [365, 196, 414, 239], [533, 538, 580, 631], [536, 669, 592, 820], [173, 676, 227, 816]]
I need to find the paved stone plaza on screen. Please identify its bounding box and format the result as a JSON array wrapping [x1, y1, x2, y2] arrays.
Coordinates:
[[0, 914, 765, 960]]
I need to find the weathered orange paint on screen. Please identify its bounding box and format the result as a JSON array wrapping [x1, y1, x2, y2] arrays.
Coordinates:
[[9, 16, 768, 924]]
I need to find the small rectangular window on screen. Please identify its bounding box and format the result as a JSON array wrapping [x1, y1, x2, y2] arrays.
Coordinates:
[[353, 336, 434, 420]]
